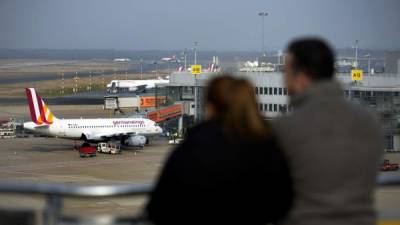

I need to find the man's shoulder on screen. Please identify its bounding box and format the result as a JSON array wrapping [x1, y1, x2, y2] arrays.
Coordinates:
[[273, 98, 382, 134]]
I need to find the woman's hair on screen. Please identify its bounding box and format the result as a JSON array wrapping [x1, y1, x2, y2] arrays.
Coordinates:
[[206, 74, 271, 140]]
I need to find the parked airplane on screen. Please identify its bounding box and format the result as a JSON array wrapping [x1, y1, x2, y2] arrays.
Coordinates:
[[113, 58, 131, 62], [106, 78, 169, 94], [23, 88, 162, 148], [161, 55, 177, 62]]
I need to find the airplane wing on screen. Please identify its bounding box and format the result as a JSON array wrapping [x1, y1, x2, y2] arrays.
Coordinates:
[[136, 84, 147, 92], [83, 131, 138, 141]]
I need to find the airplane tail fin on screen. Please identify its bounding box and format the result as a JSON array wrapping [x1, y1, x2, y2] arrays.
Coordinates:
[[25, 88, 57, 125]]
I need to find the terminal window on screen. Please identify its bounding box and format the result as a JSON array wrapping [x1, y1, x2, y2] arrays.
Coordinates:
[[279, 104, 287, 112], [352, 91, 361, 98], [384, 91, 392, 97]]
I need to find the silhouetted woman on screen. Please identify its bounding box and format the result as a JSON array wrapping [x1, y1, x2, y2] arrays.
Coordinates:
[[146, 75, 293, 225]]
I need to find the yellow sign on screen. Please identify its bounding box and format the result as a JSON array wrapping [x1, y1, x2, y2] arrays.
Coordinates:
[[191, 65, 201, 75], [351, 70, 363, 81]]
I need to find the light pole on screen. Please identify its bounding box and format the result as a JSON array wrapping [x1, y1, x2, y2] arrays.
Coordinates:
[[101, 70, 105, 88], [193, 41, 199, 122], [61, 71, 64, 95], [353, 39, 359, 69], [194, 41, 198, 65], [258, 12, 268, 56], [155, 61, 158, 76], [125, 64, 128, 80], [183, 48, 187, 70], [89, 71, 92, 92], [365, 53, 371, 75], [74, 72, 78, 94], [140, 59, 143, 79]]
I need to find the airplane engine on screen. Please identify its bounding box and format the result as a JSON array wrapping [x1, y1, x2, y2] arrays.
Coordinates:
[[125, 135, 146, 147]]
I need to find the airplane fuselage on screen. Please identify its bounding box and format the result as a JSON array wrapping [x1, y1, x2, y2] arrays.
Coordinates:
[[24, 118, 162, 142]]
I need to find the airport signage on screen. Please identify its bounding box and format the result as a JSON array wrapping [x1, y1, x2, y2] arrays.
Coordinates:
[[191, 65, 201, 75], [140, 96, 167, 108], [351, 69, 363, 81]]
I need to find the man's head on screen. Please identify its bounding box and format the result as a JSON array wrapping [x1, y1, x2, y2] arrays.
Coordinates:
[[284, 38, 335, 95]]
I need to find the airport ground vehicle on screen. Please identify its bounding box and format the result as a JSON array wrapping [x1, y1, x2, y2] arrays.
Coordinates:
[[168, 138, 183, 145], [78, 145, 97, 158], [97, 142, 121, 154], [381, 159, 399, 171]]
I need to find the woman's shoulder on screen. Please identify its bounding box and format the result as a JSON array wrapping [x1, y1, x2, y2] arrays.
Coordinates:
[[186, 119, 223, 139], [241, 134, 287, 163]]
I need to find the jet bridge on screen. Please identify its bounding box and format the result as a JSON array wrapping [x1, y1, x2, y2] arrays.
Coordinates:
[[146, 104, 182, 123]]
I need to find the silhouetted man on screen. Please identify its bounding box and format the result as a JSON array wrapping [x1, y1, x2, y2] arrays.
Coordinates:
[[274, 38, 383, 225]]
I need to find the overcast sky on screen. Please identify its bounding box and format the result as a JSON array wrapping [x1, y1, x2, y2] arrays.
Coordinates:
[[0, 0, 399, 51]]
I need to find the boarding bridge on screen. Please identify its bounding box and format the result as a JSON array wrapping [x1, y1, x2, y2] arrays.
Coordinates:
[[146, 104, 182, 123], [0, 174, 400, 225]]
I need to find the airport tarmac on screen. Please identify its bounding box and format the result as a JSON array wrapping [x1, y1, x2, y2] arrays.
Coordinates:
[[0, 136, 399, 221], [0, 137, 173, 217], [0, 134, 398, 219]]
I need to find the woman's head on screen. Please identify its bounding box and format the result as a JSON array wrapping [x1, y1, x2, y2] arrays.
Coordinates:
[[206, 76, 236, 119], [206, 74, 270, 140]]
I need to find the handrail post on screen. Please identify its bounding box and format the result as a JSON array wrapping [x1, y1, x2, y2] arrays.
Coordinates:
[[44, 194, 62, 225]]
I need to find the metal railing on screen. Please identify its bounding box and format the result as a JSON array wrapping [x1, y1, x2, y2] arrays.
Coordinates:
[[0, 173, 399, 225], [0, 182, 153, 225]]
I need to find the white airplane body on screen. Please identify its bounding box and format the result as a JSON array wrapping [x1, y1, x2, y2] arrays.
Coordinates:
[[106, 79, 169, 93], [161, 55, 177, 62], [113, 58, 131, 62], [23, 88, 162, 147]]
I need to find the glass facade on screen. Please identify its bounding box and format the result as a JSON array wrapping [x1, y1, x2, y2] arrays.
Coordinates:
[[345, 88, 400, 150]]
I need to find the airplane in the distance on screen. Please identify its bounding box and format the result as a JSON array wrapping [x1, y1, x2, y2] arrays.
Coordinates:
[[23, 88, 162, 148], [113, 58, 131, 62], [161, 55, 178, 62], [106, 77, 169, 94]]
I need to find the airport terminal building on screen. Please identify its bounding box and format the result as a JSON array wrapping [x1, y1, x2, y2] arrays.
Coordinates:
[[155, 71, 400, 151]]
